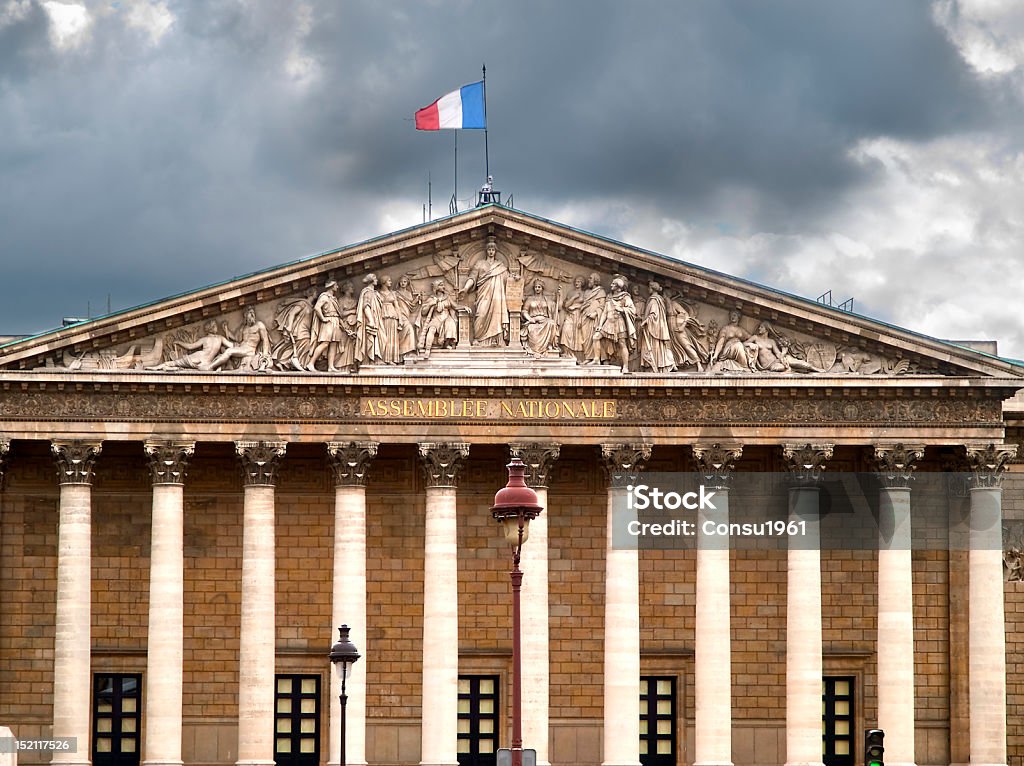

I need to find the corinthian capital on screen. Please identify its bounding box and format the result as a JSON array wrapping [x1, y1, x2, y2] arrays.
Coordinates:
[[600, 443, 651, 488], [783, 443, 834, 485], [509, 443, 561, 488], [52, 441, 102, 485], [874, 443, 924, 489], [692, 443, 743, 488], [965, 443, 1017, 489], [327, 442, 379, 487], [236, 441, 287, 486], [418, 443, 470, 488], [144, 440, 196, 485]]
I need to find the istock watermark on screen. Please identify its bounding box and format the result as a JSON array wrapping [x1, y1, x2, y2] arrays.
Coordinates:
[[611, 472, 1013, 551]]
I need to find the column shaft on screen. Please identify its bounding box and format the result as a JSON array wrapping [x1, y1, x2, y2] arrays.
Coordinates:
[[695, 490, 731, 766], [877, 487, 915, 766], [786, 486, 822, 766], [330, 485, 368, 766], [520, 488, 550, 765], [969, 486, 1007, 766], [237, 483, 277, 766], [52, 482, 92, 766], [602, 485, 640, 766], [144, 483, 186, 766], [421, 486, 459, 766]]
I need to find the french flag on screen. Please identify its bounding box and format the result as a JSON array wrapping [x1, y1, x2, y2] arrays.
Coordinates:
[[415, 81, 486, 130]]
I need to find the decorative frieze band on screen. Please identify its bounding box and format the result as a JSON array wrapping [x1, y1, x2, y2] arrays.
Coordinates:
[[144, 440, 196, 485], [600, 443, 652, 488], [508, 443, 561, 488], [418, 442, 470, 488], [782, 443, 834, 485], [874, 443, 925, 489], [235, 441, 287, 486], [692, 443, 743, 488], [52, 440, 102, 485], [965, 443, 1018, 489], [326, 441, 379, 487]]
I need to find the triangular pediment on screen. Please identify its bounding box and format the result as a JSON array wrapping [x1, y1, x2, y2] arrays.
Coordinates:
[[1, 204, 1020, 380]]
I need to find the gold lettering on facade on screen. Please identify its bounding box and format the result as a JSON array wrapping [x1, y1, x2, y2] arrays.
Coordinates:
[[361, 398, 616, 420]]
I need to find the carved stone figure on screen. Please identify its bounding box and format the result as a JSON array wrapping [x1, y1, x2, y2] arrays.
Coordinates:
[[419, 279, 459, 357], [744, 322, 788, 372], [579, 272, 607, 363], [777, 337, 823, 374], [589, 275, 637, 374], [710, 310, 751, 371], [355, 273, 384, 365], [639, 281, 676, 373], [520, 278, 560, 357], [307, 281, 347, 372], [395, 275, 422, 354], [559, 275, 587, 361], [379, 275, 417, 364], [459, 237, 511, 346], [273, 288, 316, 371], [213, 306, 273, 371], [667, 294, 707, 371], [830, 346, 911, 375], [1006, 547, 1024, 583], [151, 320, 231, 371]]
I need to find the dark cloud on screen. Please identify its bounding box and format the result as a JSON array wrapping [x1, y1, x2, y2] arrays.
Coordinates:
[[0, 0, 1016, 349]]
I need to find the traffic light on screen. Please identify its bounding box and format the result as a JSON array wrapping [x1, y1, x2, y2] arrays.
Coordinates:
[[865, 729, 884, 766]]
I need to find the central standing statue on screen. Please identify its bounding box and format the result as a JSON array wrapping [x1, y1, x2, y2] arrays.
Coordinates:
[[458, 236, 511, 346]]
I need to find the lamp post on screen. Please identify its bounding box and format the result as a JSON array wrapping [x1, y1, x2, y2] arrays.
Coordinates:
[[328, 624, 361, 766], [491, 458, 544, 766]]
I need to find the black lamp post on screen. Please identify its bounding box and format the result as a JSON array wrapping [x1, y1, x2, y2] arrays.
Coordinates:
[[328, 624, 361, 766], [491, 458, 543, 766]]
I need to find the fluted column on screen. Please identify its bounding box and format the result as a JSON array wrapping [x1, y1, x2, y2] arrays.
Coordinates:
[[600, 444, 651, 766], [509, 444, 560, 766], [418, 443, 470, 766], [965, 444, 1016, 766], [51, 440, 102, 766], [326, 442, 378, 766], [235, 441, 287, 766], [142, 441, 195, 766], [782, 443, 832, 766], [874, 444, 924, 766], [691, 444, 742, 766]]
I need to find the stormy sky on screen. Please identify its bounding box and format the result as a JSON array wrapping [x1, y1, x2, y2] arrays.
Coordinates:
[[3, 0, 1024, 360]]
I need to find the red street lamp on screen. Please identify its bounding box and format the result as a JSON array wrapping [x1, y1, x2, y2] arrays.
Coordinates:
[[328, 625, 361, 766], [491, 458, 543, 766]]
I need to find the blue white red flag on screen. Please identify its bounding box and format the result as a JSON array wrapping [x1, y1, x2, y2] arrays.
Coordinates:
[[415, 81, 486, 130]]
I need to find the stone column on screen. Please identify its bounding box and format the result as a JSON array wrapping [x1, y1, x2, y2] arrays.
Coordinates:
[[51, 440, 102, 766], [418, 443, 470, 766], [691, 444, 743, 766], [874, 444, 924, 766], [782, 443, 833, 766], [965, 444, 1016, 766], [235, 441, 287, 766], [142, 441, 195, 766], [326, 442, 378, 766], [509, 444, 560, 766], [600, 444, 651, 766]]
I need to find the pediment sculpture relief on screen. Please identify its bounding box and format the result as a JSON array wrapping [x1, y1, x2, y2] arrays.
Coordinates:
[[43, 237, 918, 376]]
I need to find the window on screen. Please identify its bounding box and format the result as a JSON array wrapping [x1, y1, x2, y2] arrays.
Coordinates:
[[274, 674, 321, 766], [640, 676, 676, 766], [457, 675, 499, 766], [92, 674, 141, 766], [822, 676, 855, 766]]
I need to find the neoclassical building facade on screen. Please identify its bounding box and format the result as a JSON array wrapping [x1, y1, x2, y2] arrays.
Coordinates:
[[1, 204, 1023, 766]]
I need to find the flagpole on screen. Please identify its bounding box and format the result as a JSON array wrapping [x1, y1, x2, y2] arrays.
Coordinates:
[[454, 130, 458, 213], [482, 64, 489, 182]]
